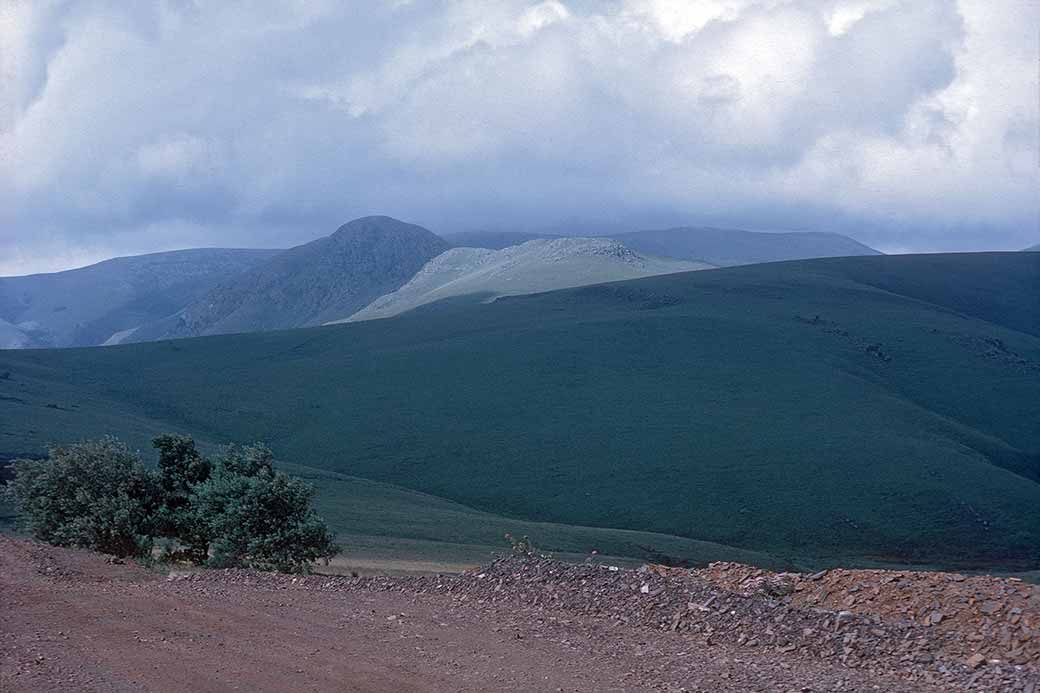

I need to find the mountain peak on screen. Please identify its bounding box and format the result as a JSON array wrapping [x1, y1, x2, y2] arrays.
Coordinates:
[[331, 215, 429, 236], [126, 218, 450, 341]]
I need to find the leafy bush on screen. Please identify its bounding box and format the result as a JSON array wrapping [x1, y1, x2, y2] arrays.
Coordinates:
[[153, 434, 212, 563], [4, 438, 158, 557], [5, 435, 339, 572], [217, 442, 274, 478], [191, 444, 339, 572]]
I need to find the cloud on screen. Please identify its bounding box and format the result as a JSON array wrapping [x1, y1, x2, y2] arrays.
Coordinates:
[[1, 0, 1037, 274]]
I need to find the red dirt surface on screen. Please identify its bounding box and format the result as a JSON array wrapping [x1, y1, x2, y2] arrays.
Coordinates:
[[2, 536, 1037, 692]]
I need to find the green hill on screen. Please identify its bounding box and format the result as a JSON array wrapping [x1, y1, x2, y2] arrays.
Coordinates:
[[276, 462, 788, 569], [1, 252, 1037, 570]]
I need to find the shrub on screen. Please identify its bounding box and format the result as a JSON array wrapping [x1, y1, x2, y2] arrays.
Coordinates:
[[153, 434, 212, 563], [6, 435, 339, 572], [191, 446, 339, 572], [217, 442, 274, 478], [4, 438, 158, 557]]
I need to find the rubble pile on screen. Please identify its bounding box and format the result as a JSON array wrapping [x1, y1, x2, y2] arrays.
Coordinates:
[[686, 562, 1039, 666], [175, 557, 1039, 690]]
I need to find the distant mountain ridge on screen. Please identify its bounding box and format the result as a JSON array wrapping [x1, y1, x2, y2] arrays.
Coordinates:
[[345, 238, 711, 322], [610, 227, 881, 266], [1, 219, 883, 349], [126, 216, 450, 342], [1025, 244, 1040, 252], [0, 248, 281, 348], [441, 226, 880, 267]]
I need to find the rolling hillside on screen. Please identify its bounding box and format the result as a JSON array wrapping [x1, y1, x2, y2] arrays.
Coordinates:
[[345, 238, 711, 323], [611, 226, 880, 266], [127, 216, 450, 341], [1, 252, 1037, 570], [0, 248, 280, 348]]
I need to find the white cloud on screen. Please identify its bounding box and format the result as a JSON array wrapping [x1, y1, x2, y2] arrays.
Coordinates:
[[825, 0, 901, 36], [623, 0, 755, 42], [519, 1, 571, 36], [137, 134, 220, 178], [1, 0, 1037, 274]]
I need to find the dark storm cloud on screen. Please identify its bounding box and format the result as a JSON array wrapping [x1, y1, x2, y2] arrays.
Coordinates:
[[1, 0, 1037, 274]]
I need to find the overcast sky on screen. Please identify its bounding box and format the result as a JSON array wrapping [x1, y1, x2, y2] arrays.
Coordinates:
[[1, 0, 1037, 275]]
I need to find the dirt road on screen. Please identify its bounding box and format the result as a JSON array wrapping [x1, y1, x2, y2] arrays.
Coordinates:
[[1, 536, 1035, 692]]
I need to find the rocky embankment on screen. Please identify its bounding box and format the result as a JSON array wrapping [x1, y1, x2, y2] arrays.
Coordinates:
[[181, 556, 1039, 691], [687, 562, 1038, 666], [3, 535, 1038, 692]]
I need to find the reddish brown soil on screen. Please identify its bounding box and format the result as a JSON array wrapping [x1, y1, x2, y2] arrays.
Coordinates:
[[1, 536, 1037, 692], [685, 562, 1040, 665]]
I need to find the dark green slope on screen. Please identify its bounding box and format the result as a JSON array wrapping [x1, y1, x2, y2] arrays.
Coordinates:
[[1, 253, 1037, 569], [819, 252, 1039, 337]]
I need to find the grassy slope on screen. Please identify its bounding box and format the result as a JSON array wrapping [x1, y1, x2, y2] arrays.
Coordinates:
[[281, 463, 788, 569], [1, 253, 1037, 569], [0, 444, 784, 571]]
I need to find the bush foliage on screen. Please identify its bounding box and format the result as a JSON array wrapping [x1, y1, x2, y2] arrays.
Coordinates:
[[5, 438, 158, 558], [192, 443, 338, 572], [4, 435, 339, 572]]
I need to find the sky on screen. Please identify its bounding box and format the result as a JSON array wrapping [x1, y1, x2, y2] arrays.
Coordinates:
[[1, 0, 1037, 276]]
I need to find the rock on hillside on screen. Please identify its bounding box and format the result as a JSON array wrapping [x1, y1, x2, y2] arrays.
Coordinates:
[[611, 226, 881, 267], [129, 216, 450, 341], [0, 248, 281, 349], [342, 238, 712, 322]]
